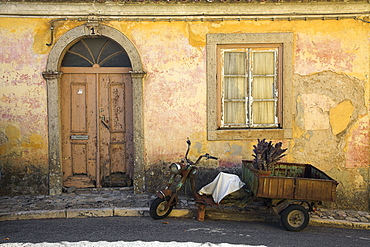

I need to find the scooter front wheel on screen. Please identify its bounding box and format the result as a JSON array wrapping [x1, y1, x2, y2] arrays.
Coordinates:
[[150, 196, 173, 220]]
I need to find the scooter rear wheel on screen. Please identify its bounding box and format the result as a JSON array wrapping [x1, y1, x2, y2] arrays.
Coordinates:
[[150, 197, 173, 220]]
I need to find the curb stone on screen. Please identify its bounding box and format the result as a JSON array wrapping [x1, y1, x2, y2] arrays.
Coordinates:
[[0, 210, 66, 221], [66, 208, 114, 218], [1, 207, 369, 230], [114, 207, 150, 217], [309, 218, 370, 230]]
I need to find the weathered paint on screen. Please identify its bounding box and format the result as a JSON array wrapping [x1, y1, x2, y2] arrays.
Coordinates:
[[299, 94, 336, 131], [0, 5, 369, 210], [330, 100, 354, 136], [0, 17, 49, 195], [346, 115, 370, 168]]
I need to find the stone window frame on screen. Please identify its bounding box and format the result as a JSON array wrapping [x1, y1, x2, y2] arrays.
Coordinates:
[[207, 33, 294, 140]]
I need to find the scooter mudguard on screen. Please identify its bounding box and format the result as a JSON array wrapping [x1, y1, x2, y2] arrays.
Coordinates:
[[156, 189, 173, 199]]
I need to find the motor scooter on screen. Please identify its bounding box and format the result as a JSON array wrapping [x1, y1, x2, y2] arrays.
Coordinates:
[[149, 139, 218, 220], [150, 139, 339, 231]]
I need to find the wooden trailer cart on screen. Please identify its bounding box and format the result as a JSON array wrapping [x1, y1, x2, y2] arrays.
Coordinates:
[[241, 160, 338, 231]]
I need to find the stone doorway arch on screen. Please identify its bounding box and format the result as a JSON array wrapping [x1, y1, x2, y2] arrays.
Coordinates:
[[43, 23, 145, 195]]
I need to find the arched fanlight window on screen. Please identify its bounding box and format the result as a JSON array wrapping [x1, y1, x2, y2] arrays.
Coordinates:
[[61, 37, 132, 67]]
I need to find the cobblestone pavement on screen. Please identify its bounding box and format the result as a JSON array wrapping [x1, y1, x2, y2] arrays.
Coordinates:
[[0, 188, 152, 214], [1, 188, 369, 230], [311, 207, 370, 223]]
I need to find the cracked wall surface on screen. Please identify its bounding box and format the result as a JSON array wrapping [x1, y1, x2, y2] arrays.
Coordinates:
[[0, 5, 369, 210], [293, 72, 368, 209]]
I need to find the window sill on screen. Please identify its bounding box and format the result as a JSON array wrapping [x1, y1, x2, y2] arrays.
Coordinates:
[[207, 128, 292, 141]]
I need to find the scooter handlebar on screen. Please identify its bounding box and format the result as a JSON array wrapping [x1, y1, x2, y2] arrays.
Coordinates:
[[204, 153, 218, 160], [208, 155, 218, 160], [194, 153, 218, 165]]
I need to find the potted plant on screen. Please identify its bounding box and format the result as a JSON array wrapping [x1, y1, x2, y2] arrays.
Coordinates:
[[252, 139, 287, 175]]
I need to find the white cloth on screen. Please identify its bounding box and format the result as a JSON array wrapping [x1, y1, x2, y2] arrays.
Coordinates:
[[198, 172, 245, 203]]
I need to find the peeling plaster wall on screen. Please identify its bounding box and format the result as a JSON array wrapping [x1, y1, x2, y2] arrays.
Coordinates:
[[293, 72, 368, 209], [0, 9, 369, 210], [291, 22, 369, 210], [0, 18, 49, 195], [131, 19, 370, 210]]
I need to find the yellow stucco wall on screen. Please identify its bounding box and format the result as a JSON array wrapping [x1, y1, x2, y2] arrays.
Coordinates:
[[0, 13, 369, 209]]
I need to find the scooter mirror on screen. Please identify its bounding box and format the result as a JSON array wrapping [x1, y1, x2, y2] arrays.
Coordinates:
[[187, 139, 191, 146]]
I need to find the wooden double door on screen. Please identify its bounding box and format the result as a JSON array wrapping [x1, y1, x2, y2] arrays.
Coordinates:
[[60, 67, 134, 188]]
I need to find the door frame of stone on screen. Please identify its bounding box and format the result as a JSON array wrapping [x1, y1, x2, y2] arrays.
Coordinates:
[[43, 23, 145, 195]]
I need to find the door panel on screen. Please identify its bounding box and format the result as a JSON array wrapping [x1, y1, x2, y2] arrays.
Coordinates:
[[61, 73, 97, 187], [71, 143, 87, 174], [99, 74, 127, 181], [71, 83, 87, 132], [61, 68, 133, 188]]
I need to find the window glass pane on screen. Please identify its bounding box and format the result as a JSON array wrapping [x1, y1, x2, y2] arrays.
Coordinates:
[[251, 50, 277, 126], [101, 52, 132, 67], [83, 38, 108, 62], [99, 40, 122, 59], [224, 102, 245, 125], [224, 52, 245, 75], [252, 101, 275, 124], [253, 52, 275, 75], [68, 41, 92, 62], [224, 77, 245, 100], [61, 52, 92, 67], [61, 37, 131, 67], [99, 40, 132, 67], [252, 77, 274, 99]]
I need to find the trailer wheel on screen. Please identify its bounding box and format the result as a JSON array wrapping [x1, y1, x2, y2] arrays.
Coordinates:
[[150, 197, 173, 220], [280, 204, 309, 231]]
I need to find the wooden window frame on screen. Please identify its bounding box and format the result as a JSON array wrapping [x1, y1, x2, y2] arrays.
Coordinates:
[[218, 44, 282, 128], [207, 33, 293, 140]]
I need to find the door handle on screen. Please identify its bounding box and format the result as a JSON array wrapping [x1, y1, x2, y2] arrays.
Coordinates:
[[100, 115, 110, 131]]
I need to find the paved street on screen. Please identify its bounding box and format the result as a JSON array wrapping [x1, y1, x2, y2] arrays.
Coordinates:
[[1, 216, 369, 247]]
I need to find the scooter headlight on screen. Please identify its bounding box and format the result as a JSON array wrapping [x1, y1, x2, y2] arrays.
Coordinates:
[[170, 163, 181, 174]]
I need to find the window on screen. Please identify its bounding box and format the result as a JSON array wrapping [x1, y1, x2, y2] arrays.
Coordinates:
[[219, 44, 281, 128], [62, 37, 131, 67], [207, 33, 293, 140]]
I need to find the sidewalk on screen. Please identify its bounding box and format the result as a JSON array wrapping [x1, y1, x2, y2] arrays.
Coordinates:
[[0, 188, 369, 230]]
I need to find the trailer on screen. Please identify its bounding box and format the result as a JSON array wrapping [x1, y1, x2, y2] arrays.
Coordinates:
[[241, 160, 338, 231]]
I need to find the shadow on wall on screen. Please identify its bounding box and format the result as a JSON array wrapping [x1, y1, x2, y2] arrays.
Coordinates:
[[0, 161, 48, 196], [145, 163, 242, 197]]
